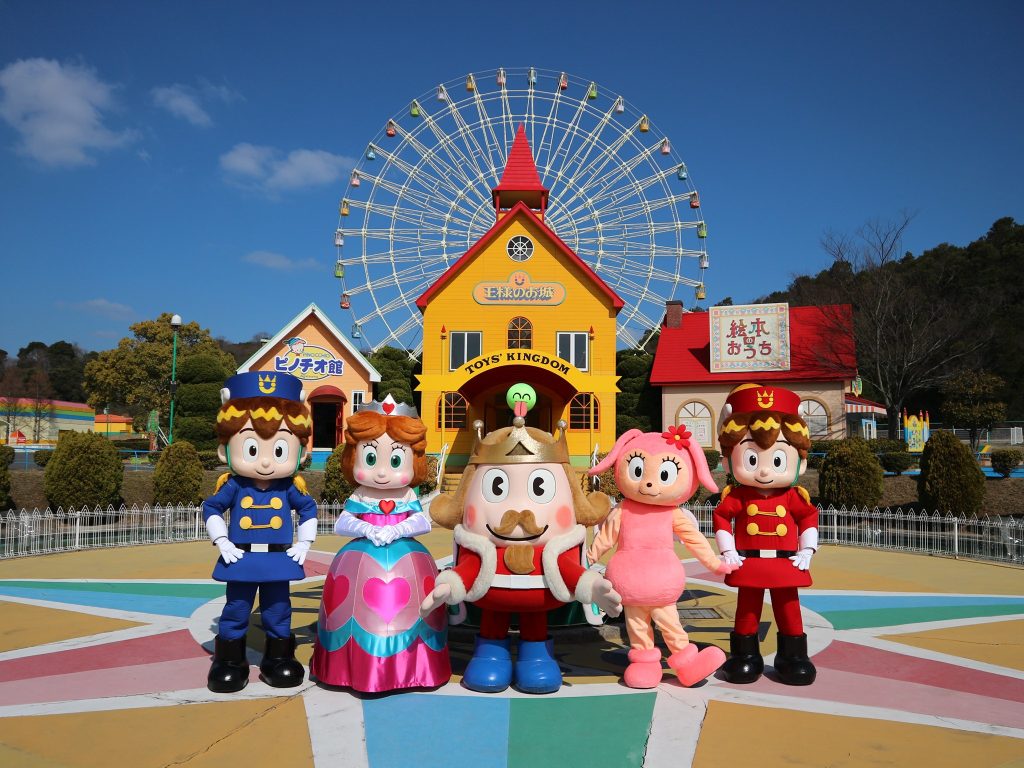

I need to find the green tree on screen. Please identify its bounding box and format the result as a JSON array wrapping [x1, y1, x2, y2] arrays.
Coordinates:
[[818, 437, 884, 508], [173, 353, 233, 450], [917, 430, 985, 515], [153, 440, 204, 505], [615, 350, 658, 435], [370, 346, 417, 406], [322, 445, 354, 503], [940, 370, 1006, 451], [83, 314, 236, 431], [44, 432, 123, 509]]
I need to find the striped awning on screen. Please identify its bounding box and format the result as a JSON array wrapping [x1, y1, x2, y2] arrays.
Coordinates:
[[845, 394, 887, 416]]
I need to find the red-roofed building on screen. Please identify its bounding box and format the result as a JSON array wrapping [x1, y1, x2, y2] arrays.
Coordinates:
[[651, 301, 857, 450]]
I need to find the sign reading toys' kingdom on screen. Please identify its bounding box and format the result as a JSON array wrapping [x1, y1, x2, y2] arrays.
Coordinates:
[[709, 303, 791, 373], [273, 337, 344, 381], [473, 272, 566, 305]]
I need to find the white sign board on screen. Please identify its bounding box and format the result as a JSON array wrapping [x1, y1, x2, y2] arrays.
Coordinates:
[[709, 303, 791, 373]]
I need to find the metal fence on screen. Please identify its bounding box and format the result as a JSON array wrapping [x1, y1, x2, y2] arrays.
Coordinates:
[[1, 502, 1022, 565]]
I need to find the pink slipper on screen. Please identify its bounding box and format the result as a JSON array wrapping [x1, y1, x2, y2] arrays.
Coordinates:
[[623, 648, 664, 688], [669, 645, 726, 687]]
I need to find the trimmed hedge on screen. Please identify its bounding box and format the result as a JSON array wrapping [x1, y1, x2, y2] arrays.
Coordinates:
[[0, 462, 11, 510], [989, 448, 1023, 479], [866, 437, 909, 454], [33, 450, 54, 467], [819, 437, 884, 509], [917, 430, 985, 515], [585, 454, 620, 501], [44, 432, 123, 509], [702, 448, 721, 472], [197, 450, 224, 470], [0, 445, 14, 467], [321, 446, 355, 503], [807, 440, 841, 470], [153, 440, 204, 505], [879, 451, 916, 476], [420, 455, 438, 495]]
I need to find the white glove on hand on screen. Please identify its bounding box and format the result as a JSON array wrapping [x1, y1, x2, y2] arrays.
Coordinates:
[[215, 537, 245, 564], [591, 578, 622, 618], [715, 529, 745, 567], [286, 540, 311, 565], [721, 549, 746, 567], [420, 583, 452, 617], [376, 526, 400, 545], [365, 526, 390, 547], [790, 548, 814, 570]]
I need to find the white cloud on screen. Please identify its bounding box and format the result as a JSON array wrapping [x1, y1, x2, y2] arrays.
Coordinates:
[[151, 84, 211, 127], [220, 143, 353, 193], [243, 250, 320, 271], [0, 58, 136, 167], [69, 298, 136, 320]]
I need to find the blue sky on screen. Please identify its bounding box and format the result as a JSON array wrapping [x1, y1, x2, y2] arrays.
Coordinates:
[[1, 0, 1021, 356]]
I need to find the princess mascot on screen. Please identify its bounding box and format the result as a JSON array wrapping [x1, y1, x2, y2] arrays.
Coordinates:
[[587, 426, 736, 688], [311, 395, 450, 692], [203, 371, 318, 693]]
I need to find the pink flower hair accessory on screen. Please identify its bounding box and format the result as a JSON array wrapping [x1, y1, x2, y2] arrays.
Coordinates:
[[661, 424, 692, 450]]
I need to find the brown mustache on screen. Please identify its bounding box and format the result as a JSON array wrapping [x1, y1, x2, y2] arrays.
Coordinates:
[[492, 509, 545, 537]]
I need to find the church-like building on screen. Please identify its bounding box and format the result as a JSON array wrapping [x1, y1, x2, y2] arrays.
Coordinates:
[[415, 125, 621, 469]]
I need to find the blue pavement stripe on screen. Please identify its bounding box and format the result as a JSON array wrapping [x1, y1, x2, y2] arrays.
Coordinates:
[[0, 585, 217, 617], [802, 594, 1024, 613], [364, 694, 510, 768]]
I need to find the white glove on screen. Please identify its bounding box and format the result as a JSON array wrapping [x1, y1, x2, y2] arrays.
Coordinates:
[[420, 582, 452, 616], [591, 577, 622, 618], [206, 515, 244, 563], [722, 550, 746, 567], [287, 518, 318, 564], [790, 528, 818, 571], [376, 526, 400, 545], [715, 529, 745, 566], [365, 526, 390, 547]]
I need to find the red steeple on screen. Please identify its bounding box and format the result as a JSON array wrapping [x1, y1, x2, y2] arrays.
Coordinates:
[[492, 124, 549, 218]]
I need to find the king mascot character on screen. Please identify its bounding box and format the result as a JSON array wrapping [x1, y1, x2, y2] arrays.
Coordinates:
[[420, 416, 623, 694], [203, 371, 318, 693]]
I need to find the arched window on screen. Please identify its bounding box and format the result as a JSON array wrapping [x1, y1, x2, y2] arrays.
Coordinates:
[[675, 401, 713, 447], [507, 317, 532, 349], [437, 392, 468, 429], [799, 399, 830, 439], [569, 393, 599, 430]]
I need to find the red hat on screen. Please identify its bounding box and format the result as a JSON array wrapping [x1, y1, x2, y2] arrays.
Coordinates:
[[725, 383, 801, 417]]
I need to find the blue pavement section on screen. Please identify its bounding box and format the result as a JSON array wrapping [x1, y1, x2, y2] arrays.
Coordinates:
[[801, 593, 1024, 630], [0, 580, 224, 618], [364, 694, 510, 768]]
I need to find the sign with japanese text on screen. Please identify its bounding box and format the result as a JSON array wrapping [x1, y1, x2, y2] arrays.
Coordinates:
[[709, 303, 791, 373], [273, 338, 344, 381], [473, 272, 566, 305]]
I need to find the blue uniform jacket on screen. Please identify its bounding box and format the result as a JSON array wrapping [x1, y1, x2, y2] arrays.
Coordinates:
[[203, 475, 318, 583]]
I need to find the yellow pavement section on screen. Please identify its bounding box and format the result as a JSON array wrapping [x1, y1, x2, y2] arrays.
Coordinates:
[[0, 541, 214, 580], [0, 696, 313, 768], [810, 545, 1024, 594], [693, 700, 1024, 768], [880, 618, 1024, 672], [0, 602, 141, 653]]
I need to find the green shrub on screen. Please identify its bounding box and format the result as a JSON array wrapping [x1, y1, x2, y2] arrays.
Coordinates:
[[419, 455, 439, 495], [0, 462, 11, 510], [197, 450, 224, 470], [0, 445, 14, 467], [819, 437, 883, 508], [44, 432, 123, 509], [114, 437, 151, 451], [867, 437, 909, 454], [321, 446, 355, 503], [879, 451, 916, 475], [153, 440, 204, 505], [807, 440, 841, 470], [172, 416, 216, 450], [702, 448, 721, 472], [585, 454, 620, 501], [989, 448, 1023, 479], [174, 382, 222, 416], [33, 450, 54, 467], [917, 430, 985, 515]]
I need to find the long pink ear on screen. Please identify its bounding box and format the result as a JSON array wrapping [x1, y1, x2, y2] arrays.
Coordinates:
[[589, 429, 643, 475], [685, 439, 718, 493]]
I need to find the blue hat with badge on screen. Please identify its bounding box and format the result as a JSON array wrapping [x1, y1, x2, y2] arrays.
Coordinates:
[[222, 372, 305, 403]]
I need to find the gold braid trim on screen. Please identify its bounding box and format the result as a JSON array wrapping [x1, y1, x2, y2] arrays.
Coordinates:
[[795, 485, 811, 503], [215, 473, 231, 492], [293, 475, 308, 495]]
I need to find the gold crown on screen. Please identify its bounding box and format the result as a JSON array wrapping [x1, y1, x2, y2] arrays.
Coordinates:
[[258, 374, 277, 394], [468, 418, 570, 465]]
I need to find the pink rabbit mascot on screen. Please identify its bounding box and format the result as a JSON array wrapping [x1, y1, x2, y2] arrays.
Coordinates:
[[587, 426, 737, 688]]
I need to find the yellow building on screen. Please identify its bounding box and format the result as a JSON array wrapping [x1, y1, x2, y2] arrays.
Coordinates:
[[416, 126, 621, 468]]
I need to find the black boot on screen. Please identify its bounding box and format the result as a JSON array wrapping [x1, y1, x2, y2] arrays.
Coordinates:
[[774, 633, 817, 686], [721, 631, 763, 684], [259, 633, 304, 688], [208, 635, 250, 693]]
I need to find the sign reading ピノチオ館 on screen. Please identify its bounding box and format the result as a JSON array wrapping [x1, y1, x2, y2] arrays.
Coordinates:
[[273, 337, 345, 381], [473, 271, 566, 305], [709, 303, 791, 373]]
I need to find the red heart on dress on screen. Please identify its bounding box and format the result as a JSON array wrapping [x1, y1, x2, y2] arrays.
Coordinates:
[[379, 499, 396, 514], [382, 401, 395, 414]]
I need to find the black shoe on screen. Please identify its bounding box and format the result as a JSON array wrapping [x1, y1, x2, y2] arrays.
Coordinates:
[[259, 633, 305, 688], [208, 635, 250, 693], [721, 631, 763, 684], [774, 632, 817, 686]]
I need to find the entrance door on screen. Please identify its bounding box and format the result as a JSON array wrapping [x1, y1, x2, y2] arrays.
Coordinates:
[[484, 390, 551, 433], [312, 402, 339, 449]]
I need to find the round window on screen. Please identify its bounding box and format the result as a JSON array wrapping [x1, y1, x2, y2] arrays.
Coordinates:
[[507, 235, 534, 262]]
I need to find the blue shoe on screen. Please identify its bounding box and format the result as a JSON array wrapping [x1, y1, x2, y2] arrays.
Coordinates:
[[514, 638, 562, 694], [462, 636, 513, 693]]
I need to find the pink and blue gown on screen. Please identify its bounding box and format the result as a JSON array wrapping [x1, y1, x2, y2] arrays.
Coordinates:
[[311, 498, 450, 691]]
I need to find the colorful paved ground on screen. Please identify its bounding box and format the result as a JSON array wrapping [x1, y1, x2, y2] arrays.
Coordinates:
[[0, 526, 1022, 767]]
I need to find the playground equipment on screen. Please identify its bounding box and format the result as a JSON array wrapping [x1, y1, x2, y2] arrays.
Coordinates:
[[332, 67, 709, 355]]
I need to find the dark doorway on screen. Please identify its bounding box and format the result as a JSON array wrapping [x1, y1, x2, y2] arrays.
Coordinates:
[[484, 390, 551, 433], [312, 402, 339, 449]]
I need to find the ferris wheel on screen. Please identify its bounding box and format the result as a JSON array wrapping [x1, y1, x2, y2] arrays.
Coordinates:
[[333, 67, 709, 356]]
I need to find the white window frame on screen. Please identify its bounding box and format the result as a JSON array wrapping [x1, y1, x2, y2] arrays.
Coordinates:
[[676, 401, 713, 448], [556, 331, 589, 371], [799, 399, 830, 440], [449, 331, 482, 370], [350, 390, 366, 415]]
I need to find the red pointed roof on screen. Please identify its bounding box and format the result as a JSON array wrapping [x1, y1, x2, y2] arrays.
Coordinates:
[[492, 125, 548, 210], [416, 200, 623, 312]]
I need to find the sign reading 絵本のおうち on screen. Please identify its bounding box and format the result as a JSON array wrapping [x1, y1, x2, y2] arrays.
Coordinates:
[[709, 303, 791, 373]]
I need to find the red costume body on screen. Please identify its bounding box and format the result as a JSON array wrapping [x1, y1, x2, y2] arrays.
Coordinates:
[[713, 484, 818, 635]]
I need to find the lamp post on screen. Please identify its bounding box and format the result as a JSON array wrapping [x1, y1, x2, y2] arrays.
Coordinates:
[[169, 314, 182, 444]]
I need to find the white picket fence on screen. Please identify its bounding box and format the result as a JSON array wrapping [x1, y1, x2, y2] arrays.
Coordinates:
[[1, 501, 1022, 565]]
